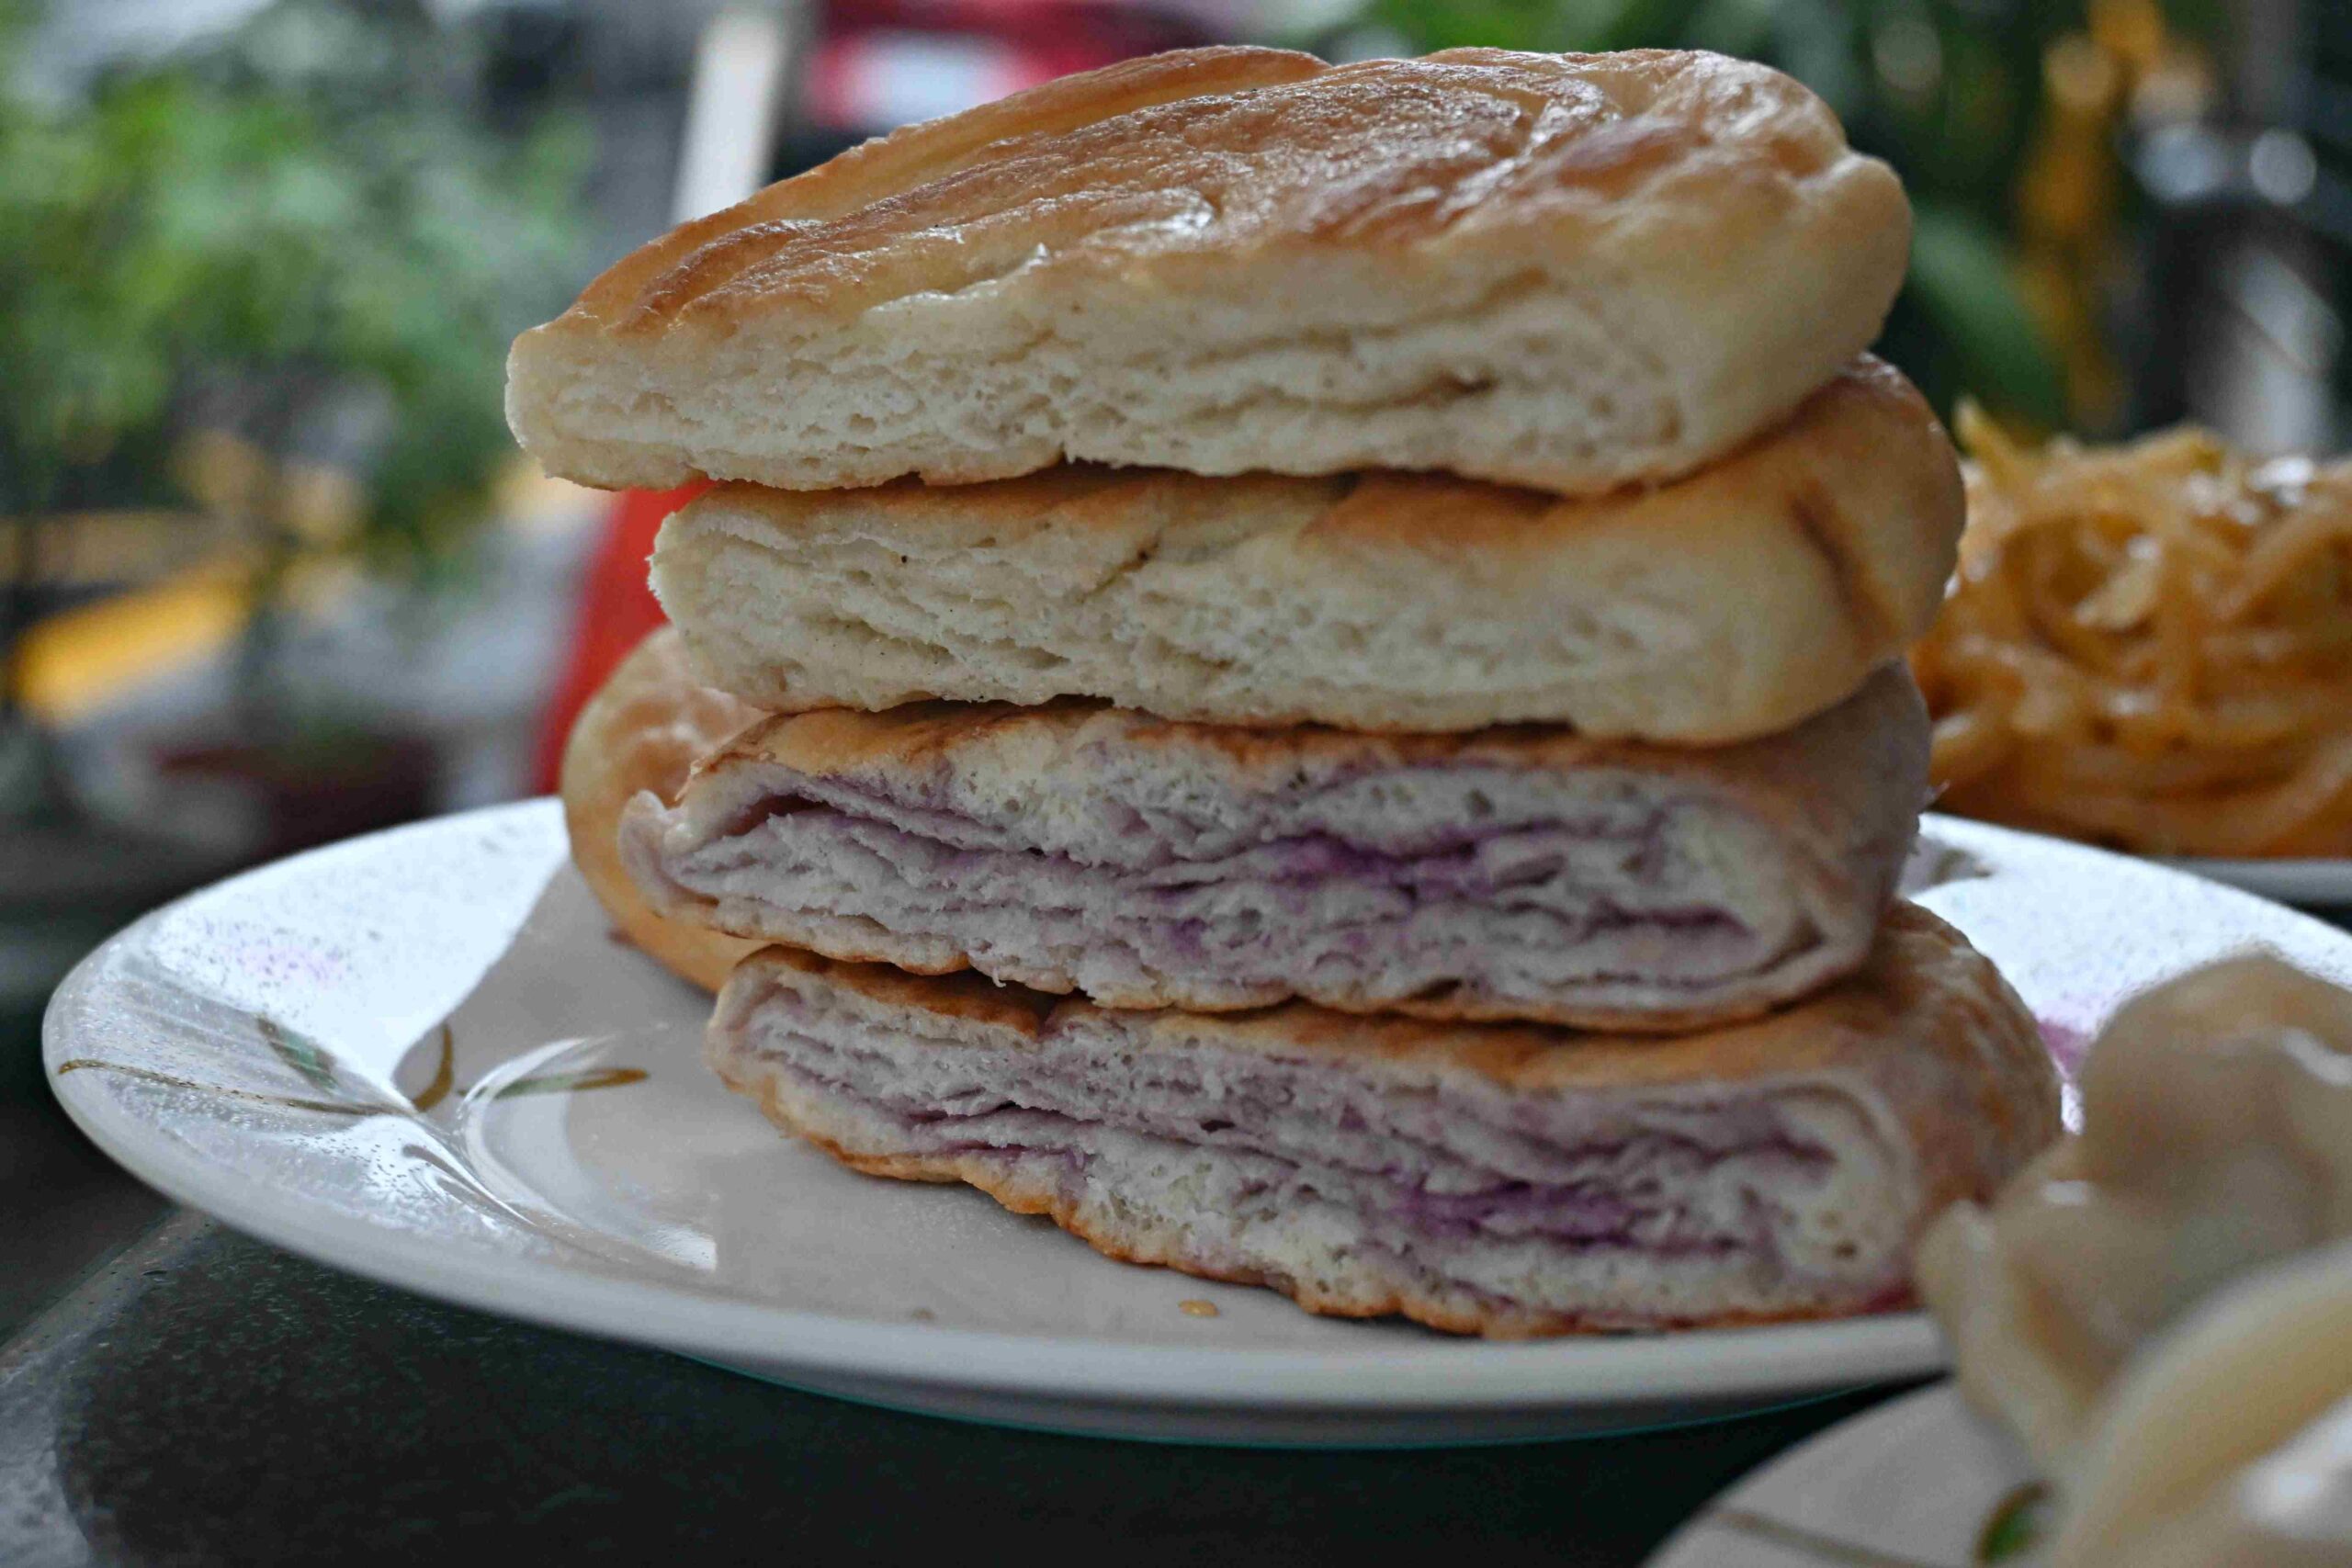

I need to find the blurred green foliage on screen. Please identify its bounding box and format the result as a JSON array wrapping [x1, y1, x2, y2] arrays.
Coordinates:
[[1360, 0, 2093, 424], [0, 0, 589, 570]]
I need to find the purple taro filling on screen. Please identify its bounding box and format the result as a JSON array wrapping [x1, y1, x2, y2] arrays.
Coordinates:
[[642, 757, 1866, 1019], [736, 988, 1858, 1273], [799, 1054, 1824, 1259]]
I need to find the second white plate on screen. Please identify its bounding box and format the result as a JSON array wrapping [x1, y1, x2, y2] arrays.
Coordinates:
[[1646, 1382, 2047, 1567], [2160, 854, 2352, 907], [44, 804, 2352, 1444]]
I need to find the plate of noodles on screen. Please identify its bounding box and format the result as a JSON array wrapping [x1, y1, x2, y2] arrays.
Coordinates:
[[1913, 407, 2352, 905]]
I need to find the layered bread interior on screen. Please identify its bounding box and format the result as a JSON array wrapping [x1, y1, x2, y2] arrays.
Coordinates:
[[626, 668, 1927, 1030], [708, 904, 2059, 1336]]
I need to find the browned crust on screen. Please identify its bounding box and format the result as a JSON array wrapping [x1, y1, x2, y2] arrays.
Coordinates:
[[545, 47, 1877, 337], [566, 48, 1326, 330], [512, 46, 1909, 496], [560, 627, 769, 991]]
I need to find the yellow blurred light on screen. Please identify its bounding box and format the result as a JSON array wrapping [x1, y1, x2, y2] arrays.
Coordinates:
[[277, 460, 366, 547], [2089, 0, 2169, 74], [2045, 33, 2120, 117], [174, 430, 268, 519], [10, 567, 248, 727], [10, 555, 356, 726]]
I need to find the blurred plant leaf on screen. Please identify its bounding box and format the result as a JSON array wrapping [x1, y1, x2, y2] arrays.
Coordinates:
[[1976, 1483, 2052, 1562], [492, 1067, 649, 1100], [1679, 0, 1778, 62], [0, 0, 589, 570], [1351, 0, 2094, 430], [1908, 203, 2069, 429]]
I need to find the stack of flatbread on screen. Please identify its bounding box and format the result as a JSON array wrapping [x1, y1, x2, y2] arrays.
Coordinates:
[[525, 46, 2060, 1337]]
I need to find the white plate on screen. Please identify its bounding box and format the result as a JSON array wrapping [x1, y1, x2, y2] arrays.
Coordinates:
[[2159, 855, 2352, 908], [44, 804, 2352, 1445], [1646, 1383, 2049, 1567]]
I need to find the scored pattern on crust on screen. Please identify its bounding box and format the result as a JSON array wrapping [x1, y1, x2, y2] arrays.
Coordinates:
[[509, 47, 1911, 495]]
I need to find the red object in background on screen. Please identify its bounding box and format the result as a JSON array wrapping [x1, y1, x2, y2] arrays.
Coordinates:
[[802, 0, 1214, 140], [530, 481, 708, 793], [533, 4, 1224, 795]]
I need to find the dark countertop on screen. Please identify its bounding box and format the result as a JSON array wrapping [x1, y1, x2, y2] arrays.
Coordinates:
[[1, 1192, 1906, 1566], [0, 1097, 168, 1343]]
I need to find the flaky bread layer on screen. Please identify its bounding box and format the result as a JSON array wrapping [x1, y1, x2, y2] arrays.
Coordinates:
[[508, 48, 1908, 496], [651, 359, 1961, 742]]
